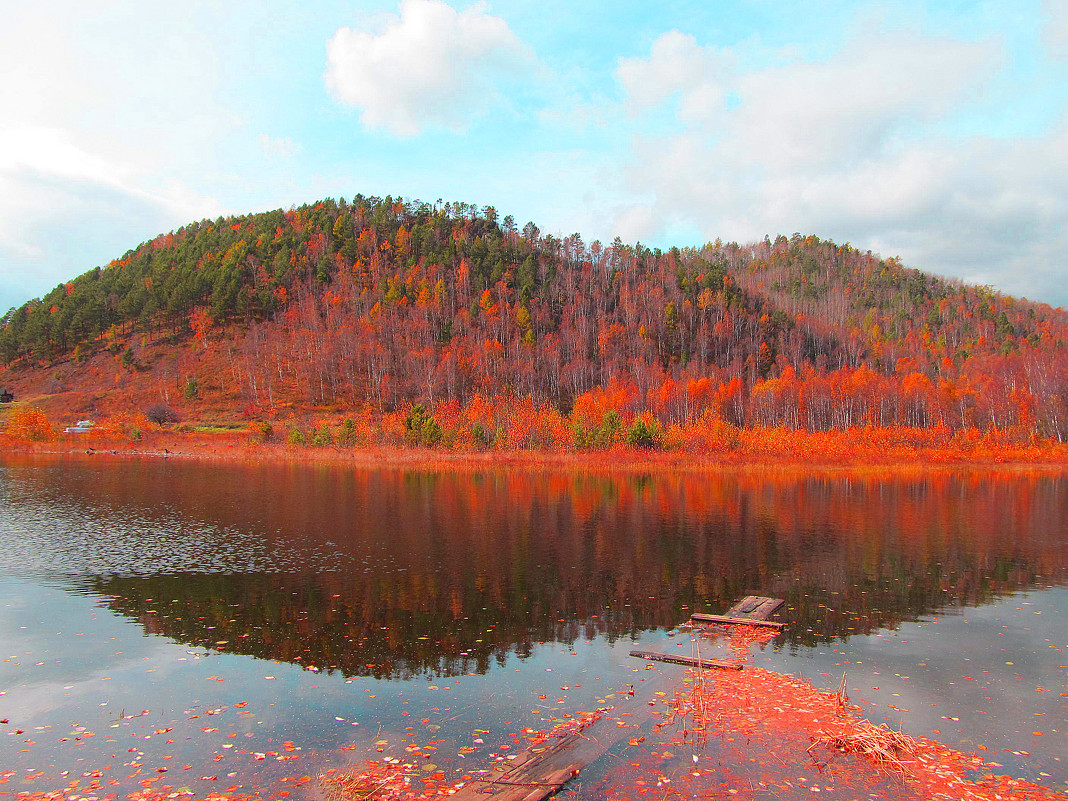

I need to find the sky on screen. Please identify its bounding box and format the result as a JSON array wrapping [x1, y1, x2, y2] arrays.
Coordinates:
[[1, 0, 1067, 312]]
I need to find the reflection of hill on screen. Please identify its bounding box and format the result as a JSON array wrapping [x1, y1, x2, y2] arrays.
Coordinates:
[[69, 464, 1068, 677]]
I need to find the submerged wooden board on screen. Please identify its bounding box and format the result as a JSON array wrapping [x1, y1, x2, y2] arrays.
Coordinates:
[[628, 649, 742, 670], [448, 709, 644, 800]]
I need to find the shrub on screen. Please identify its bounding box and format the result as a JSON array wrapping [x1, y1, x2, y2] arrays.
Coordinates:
[[472, 421, 491, 448], [287, 426, 307, 446], [625, 416, 662, 449], [6, 406, 55, 441], [337, 418, 357, 446], [126, 412, 152, 442], [592, 410, 623, 448], [311, 423, 334, 447], [420, 415, 443, 446], [404, 404, 442, 447]]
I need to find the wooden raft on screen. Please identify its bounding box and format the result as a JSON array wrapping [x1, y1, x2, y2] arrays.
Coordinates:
[[690, 595, 785, 629], [448, 712, 640, 800]]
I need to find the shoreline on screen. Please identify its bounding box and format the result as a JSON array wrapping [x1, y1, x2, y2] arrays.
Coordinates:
[[4, 433, 1068, 476]]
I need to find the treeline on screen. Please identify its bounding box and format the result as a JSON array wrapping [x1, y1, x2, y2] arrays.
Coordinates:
[[2, 195, 1067, 439]]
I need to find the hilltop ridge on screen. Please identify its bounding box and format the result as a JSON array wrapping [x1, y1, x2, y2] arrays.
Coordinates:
[[1, 195, 1066, 444]]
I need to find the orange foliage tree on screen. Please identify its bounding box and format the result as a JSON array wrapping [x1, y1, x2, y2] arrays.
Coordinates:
[[6, 405, 56, 441]]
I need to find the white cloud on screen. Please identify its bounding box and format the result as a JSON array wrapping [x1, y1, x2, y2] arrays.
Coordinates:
[[0, 4, 249, 309], [0, 127, 221, 308], [609, 27, 1068, 307], [617, 30, 732, 124], [612, 203, 660, 243], [325, 0, 536, 137], [1044, 0, 1068, 59], [0, 128, 135, 191], [728, 34, 997, 170]]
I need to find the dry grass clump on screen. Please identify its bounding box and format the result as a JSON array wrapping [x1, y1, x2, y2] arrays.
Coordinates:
[[320, 761, 421, 801], [809, 717, 919, 774]]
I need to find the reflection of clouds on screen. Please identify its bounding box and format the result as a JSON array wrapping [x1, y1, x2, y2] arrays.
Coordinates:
[[1, 641, 177, 722], [0, 578, 178, 720], [768, 588, 1068, 784]]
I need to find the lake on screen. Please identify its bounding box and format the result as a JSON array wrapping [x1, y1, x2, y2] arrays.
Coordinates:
[[1, 455, 1066, 798]]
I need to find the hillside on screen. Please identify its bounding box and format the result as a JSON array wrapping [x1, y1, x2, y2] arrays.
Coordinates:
[[1, 195, 1067, 444]]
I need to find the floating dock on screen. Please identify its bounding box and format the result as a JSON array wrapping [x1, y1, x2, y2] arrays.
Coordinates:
[[690, 595, 785, 629]]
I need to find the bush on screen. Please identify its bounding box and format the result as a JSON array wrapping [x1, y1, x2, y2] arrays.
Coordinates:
[[420, 415, 443, 446], [337, 418, 357, 446], [311, 423, 334, 447], [472, 421, 491, 448], [592, 410, 623, 448], [404, 404, 443, 447], [6, 406, 55, 441], [625, 416, 662, 449], [287, 426, 307, 446], [145, 403, 181, 427]]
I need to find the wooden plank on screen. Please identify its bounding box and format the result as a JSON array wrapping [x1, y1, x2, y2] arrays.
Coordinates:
[[628, 649, 742, 671], [724, 595, 785, 620], [449, 707, 647, 800], [448, 732, 583, 800], [689, 613, 785, 629]]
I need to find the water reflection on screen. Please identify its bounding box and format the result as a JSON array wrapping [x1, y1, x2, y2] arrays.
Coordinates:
[[2, 457, 1066, 679]]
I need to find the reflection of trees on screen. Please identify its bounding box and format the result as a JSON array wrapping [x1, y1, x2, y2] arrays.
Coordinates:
[[72, 464, 1068, 678]]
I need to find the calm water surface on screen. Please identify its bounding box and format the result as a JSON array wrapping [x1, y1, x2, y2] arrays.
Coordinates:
[[0, 455, 1065, 797]]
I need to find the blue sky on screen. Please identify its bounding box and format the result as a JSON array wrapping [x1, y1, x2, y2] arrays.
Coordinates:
[[2, 0, 1067, 312]]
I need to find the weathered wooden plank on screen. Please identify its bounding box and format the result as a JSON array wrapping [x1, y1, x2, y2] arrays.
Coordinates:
[[449, 707, 645, 800], [463, 763, 582, 801], [689, 612, 785, 629], [725, 595, 785, 619], [628, 649, 742, 670]]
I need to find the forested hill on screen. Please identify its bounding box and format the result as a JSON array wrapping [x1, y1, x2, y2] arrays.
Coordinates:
[[2, 195, 1067, 439]]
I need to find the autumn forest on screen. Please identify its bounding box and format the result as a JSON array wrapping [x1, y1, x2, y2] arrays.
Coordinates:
[[2, 194, 1067, 456]]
